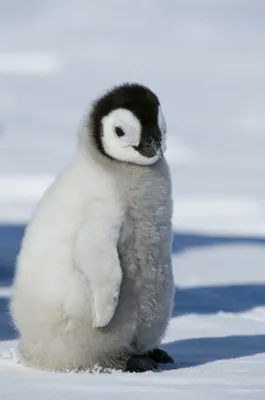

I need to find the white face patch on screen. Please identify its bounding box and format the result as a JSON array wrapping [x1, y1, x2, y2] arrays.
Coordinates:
[[101, 108, 162, 165]]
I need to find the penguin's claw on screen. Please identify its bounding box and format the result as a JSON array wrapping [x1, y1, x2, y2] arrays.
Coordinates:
[[125, 355, 158, 373], [146, 348, 174, 364]]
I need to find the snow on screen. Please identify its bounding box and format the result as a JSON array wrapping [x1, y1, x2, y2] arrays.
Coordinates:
[[0, 0, 265, 398]]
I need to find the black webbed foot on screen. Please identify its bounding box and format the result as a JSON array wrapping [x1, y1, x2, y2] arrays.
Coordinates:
[[125, 355, 158, 373], [146, 348, 174, 364]]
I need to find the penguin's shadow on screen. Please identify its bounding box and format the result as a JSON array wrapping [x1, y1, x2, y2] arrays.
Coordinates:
[[1, 222, 265, 371], [161, 334, 265, 370]]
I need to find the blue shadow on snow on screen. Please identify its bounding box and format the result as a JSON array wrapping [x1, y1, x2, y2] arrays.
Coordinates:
[[172, 232, 265, 254], [173, 283, 265, 317], [162, 334, 265, 369]]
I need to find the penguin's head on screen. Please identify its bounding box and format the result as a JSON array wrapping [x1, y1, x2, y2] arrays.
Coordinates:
[[89, 83, 167, 166]]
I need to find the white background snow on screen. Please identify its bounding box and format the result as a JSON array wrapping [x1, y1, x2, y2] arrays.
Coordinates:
[[0, 1, 265, 399]]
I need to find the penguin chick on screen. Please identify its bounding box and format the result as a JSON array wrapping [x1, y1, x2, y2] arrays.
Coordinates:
[[10, 83, 174, 373]]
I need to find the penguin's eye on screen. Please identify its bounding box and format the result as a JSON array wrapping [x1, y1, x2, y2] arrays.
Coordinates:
[[115, 126, 125, 137]]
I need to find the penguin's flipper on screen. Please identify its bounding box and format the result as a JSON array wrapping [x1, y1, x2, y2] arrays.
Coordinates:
[[146, 348, 174, 364], [73, 208, 123, 328], [91, 281, 121, 328]]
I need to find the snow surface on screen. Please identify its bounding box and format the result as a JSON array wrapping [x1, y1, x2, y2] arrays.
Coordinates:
[[1, 1, 265, 398]]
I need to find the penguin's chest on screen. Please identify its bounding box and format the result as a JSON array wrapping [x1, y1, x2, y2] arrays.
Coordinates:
[[116, 166, 173, 321], [118, 206, 167, 297]]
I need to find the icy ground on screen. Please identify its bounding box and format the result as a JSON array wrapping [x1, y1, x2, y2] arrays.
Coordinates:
[[1, 1, 265, 399]]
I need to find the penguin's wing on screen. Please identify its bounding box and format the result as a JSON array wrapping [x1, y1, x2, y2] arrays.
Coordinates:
[[73, 202, 123, 328]]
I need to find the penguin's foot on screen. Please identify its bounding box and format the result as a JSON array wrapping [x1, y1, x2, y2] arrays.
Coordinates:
[[146, 348, 174, 364], [125, 355, 158, 373]]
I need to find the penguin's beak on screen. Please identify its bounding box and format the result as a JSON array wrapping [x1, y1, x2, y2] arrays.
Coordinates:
[[133, 140, 157, 158], [133, 129, 162, 158]]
